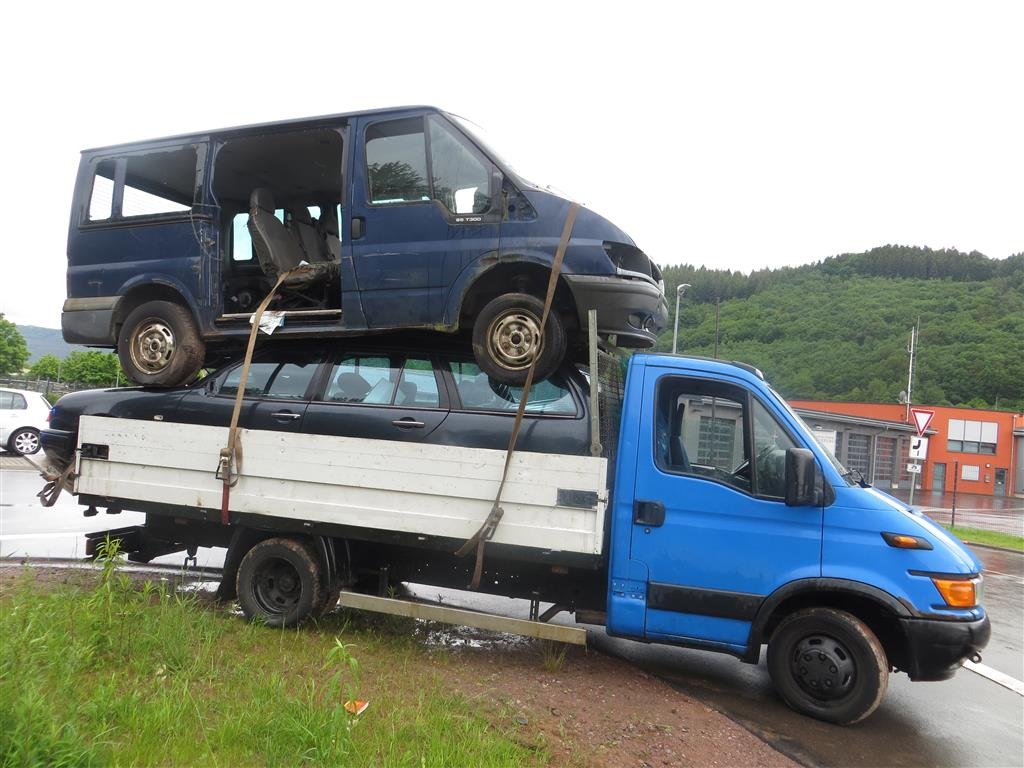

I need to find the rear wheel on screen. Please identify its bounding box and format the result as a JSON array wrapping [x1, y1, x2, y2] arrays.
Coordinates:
[[767, 608, 888, 724], [236, 538, 323, 627], [471, 293, 566, 385], [117, 300, 205, 387], [7, 427, 40, 455]]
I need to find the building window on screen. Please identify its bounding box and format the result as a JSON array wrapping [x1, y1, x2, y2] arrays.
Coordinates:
[[846, 434, 871, 479], [947, 419, 998, 455]]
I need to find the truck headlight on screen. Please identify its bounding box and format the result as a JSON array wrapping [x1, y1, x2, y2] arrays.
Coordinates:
[[931, 576, 981, 608]]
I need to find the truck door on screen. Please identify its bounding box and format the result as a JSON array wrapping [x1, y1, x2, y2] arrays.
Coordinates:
[[628, 368, 823, 649], [347, 112, 500, 328]]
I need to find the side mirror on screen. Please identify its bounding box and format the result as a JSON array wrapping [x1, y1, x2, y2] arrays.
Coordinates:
[[785, 448, 818, 507]]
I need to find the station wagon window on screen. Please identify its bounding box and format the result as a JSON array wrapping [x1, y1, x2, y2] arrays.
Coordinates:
[[219, 359, 321, 400], [324, 354, 440, 407], [447, 361, 576, 414], [654, 377, 797, 499], [86, 147, 197, 222]]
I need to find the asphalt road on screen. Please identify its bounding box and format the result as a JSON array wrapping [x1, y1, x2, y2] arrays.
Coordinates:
[[2, 463, 1022, 767]]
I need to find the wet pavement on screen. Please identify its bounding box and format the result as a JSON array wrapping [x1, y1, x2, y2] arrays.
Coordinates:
[[890, 488, 1024, 536]]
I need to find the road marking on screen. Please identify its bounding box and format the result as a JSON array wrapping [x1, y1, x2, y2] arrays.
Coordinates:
[[964, 661, 1024, 696]]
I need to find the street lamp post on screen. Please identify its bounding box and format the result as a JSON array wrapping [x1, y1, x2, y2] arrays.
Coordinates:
[[672, 283, 691, 354]]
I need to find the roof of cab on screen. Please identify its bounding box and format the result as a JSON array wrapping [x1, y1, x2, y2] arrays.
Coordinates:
[[633, 352, 767, 383], [81, 105, 443, 155]]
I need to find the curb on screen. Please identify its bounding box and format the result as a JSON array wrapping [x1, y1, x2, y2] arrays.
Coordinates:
[[956, 540, 1023, 555]]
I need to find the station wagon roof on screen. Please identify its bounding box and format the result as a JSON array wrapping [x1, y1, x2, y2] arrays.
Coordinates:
[[81, 105, 442, 154]]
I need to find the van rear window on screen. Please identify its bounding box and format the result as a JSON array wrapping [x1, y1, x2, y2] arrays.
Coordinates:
[[86, 147, 197, 222]]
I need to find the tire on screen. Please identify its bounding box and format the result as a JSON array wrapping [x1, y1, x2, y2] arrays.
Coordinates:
[[471, 293, 566, 386], [117, 300, 205, 387], [7, 427, 40, 456], [236, 538, 323, 628], [767, 608, 889, 725]]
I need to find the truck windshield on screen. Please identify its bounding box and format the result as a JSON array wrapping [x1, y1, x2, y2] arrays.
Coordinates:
[[769, 386, 852, 484]]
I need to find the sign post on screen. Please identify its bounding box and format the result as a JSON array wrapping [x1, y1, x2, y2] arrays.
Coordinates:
[[907, 412, 934, 506]]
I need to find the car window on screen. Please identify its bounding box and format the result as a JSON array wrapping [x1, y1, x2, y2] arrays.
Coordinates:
[[446, 361, 576, 414], [323, 355, 441, 407], [218, 359, 321, 400], [0, 391, 27, 410]]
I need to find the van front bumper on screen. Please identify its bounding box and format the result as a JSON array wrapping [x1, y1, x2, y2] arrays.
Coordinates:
[[900, 614, 991, 681], [563, 275, 668, 348]]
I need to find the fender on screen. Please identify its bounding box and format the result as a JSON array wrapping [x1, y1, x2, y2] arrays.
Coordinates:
[[441, 250, 570, 327], [741, 577, 914, 663], [115, 273, 203, 324]]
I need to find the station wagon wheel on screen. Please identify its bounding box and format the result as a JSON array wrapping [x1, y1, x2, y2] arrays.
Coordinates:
[[118, 300, 205, 387], [472, 293, 566, 386], [236, 538, 323, 628], [767, 607, 888, 724], [7, 427, 40, 456]]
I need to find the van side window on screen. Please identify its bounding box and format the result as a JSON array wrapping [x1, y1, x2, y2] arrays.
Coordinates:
[[654, 377, 799, 500], [365, 118, 430, 204], [427, 115, 492, 214], [86, 148, 197, 222]]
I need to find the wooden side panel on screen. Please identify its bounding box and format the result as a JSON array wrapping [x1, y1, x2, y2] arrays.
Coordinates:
[[75, 417, 608, 555]]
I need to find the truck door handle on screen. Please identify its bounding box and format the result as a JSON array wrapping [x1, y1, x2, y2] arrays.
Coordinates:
[[272, 411, 301, 421], [633, 500, 665, 527], [392, 418, 425, 429], [352, 216, 365, 240]]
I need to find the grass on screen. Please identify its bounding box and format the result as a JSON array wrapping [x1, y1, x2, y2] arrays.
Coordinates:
[[942, 525, 1024, 552], [0, 545, 548, 767]]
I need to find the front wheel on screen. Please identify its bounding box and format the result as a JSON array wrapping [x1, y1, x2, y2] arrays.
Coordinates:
[[767, 608, 889, 724], [236, 538, 323, 627], [7, 427, 40, 455], [471, 293, 566, 386], [117, 300, 205, 387]]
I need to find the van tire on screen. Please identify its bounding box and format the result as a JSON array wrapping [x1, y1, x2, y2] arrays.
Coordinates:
[[236, 538, 323, 628], [767, 607, 889, 725], [472, 293, 566, 385], [118, 300, 205, 387]]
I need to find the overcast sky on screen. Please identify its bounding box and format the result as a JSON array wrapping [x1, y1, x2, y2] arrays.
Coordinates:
[[2, 0, 1021, 329]]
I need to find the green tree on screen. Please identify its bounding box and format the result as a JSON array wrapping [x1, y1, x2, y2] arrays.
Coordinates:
[[28, 354, 62, 380], [62, 351, 124, 387], [0, 314, 29, 375]]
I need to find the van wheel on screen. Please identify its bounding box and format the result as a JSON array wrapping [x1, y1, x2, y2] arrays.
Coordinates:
[[237, 538, 323, 628], [767, 608, 888, 724], [472, 293, 566, 385], [118, 300, 204, 387]]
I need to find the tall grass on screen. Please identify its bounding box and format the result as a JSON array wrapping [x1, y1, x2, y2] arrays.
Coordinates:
[[0, 544, 544, 767]]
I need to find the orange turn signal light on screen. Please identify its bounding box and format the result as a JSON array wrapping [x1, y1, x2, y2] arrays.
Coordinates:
[[931, 577, 978, 608], [881, 532, 933, 550]]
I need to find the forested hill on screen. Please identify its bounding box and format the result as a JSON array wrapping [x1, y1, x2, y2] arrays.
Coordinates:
[[658, 246, 1024, 411]]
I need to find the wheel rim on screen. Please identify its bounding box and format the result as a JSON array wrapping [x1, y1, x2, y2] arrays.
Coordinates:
[[487, 308, 544, 371], [790, 633, 857, 701], [14, 431, 39, 455], [252, 558, 302, 615], [130, 320, 176, 374]]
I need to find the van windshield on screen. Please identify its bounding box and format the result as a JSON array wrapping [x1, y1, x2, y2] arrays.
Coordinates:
[[447, 113, 536, 187]]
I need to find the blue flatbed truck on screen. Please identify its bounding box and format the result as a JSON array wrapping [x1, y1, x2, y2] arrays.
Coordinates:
[[54, 351, 990, 725]]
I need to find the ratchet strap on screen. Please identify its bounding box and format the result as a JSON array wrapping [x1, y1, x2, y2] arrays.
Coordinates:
[[456, 202, 580, 589], [217, 266, 309, 525], [36, 457, 77, 508]]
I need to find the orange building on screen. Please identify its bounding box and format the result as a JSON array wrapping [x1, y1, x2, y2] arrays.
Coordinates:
[[789, 400, 1022, 498]]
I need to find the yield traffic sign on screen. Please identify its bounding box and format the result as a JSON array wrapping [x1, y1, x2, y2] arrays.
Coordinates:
[[911, 408, 935, 436]]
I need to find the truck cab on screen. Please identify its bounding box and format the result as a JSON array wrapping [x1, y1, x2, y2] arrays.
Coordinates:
[[63, 106, 667, 387], [607, 354, 990, 724]]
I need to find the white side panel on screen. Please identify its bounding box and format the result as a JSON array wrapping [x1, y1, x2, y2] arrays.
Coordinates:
[[75, 417, 608, 555]]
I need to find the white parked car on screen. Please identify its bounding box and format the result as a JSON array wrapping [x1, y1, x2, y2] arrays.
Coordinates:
[[0, 387, 51, 455]]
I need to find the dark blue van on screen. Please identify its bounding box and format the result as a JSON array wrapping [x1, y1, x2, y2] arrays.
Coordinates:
[[63, 106, 667, 386]]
